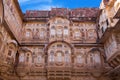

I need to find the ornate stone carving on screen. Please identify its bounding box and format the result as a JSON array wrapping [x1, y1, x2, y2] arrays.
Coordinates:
[[1, 0, 120, 79]]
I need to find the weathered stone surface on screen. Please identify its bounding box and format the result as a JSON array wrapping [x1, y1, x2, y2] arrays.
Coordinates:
[[0, 0, 120, 80]]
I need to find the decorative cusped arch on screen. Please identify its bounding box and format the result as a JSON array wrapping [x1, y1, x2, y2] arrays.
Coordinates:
[[18, 47, 33, 64], [5, 40, 18, 64], [7, 40, 18, 53], [7, 40, 18, 46], [87, 29, 97, 40], [24, 29, 32, 39], [87, 48, 104, 57], [45, 41, 74, 54], [46, 41, 73, 66], [87, 48, 103, 69]]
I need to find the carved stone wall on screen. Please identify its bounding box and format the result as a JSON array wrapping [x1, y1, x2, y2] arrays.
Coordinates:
[[3, 0, 22, 41], [0, 23, 18, 80], [0, 0, 120, 80], [21, 17, 97, 44]]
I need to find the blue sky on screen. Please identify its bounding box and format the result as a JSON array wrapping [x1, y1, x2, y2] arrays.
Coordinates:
[[18, 0, 102, 13]]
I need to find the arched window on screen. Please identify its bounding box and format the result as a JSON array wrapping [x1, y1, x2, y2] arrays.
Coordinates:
[[37, 55, 42, 63], [48, 42, 71, 65], [51, 26, 55, 37], [8, 45, 14, 57], [6, 44, 16, 64], [65, 51, 69, 63], [57, 51, 62, 62], [25, 29, 32, 39], [94, 52, 101, 64], [74, 31, 80, 38], [26, 31, 30, 37], [57, 27, 62, 37], [77, 55, 82, 63], [19, 53, 24, 62], [89, 32, 94, 38], [64, 27, 68, 36], [40, 31, 44, 38], [49, 51, 54, 62], [40, 29, 45, 39], [88, 29, 96, 39]]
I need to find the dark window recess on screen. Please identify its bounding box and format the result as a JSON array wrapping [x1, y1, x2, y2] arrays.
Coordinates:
[[97, 24, 100, 31], [15, 51, 19, 67], [26, 54, 29, 62], [110, 18, 113, 23], [106, 19, 109, 26], [47, 23, 50, 26], [101, 27, 104, 33], [8, 50, 12, 56], [57, 44, 62, 48]]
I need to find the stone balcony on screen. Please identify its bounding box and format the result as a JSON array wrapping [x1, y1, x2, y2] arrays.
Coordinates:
[[107, 43, 120, 68], [46, 66, 72, 80], [16, 63, 46, 76], [46, 65, 72, 71]]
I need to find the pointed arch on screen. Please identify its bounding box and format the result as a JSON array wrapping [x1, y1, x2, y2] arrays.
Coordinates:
[[45, 41, 74, 54]]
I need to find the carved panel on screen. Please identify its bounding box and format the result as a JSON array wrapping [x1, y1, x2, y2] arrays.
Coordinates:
[[18, 47, 45, 67], [47, 42, 71, 66]]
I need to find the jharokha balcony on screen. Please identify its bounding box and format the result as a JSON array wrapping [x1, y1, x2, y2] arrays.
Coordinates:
[[108, 33, 120, 68]]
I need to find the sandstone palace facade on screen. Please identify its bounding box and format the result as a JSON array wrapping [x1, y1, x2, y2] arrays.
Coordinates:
[[0, 0, 120, 80]]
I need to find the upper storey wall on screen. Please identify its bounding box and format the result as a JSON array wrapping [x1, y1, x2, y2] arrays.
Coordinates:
[[1, 0, 100, 45], [21, 17, 98, 44], [3, 0, 23, 41], [20, 8, 99, 45]]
